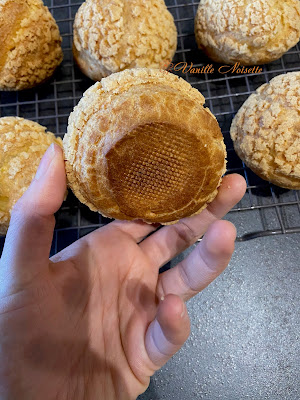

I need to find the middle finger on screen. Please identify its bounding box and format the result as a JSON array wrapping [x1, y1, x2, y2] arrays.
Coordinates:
[[139, 174, 246, 269]]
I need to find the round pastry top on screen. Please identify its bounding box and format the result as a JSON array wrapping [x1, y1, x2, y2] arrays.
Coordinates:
[[0, 0, 63, 90], [195, 0, 300, 65], [73, 0, 177, 80], [230, 72, 300, 189]]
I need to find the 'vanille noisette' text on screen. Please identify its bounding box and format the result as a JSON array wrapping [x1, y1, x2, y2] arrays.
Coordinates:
[[165, 62, 262, 75]]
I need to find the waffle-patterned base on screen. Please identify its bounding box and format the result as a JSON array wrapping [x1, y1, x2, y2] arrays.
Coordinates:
[[107, 122, 209, 217]]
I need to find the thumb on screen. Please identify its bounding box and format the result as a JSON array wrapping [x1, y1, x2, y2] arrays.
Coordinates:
[[1, 143, 66, 287], [145, 294, 190, 370]]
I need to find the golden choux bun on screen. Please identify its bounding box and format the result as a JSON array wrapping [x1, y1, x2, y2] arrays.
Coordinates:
[[64, 69, 226, 224], [230, 72, 300, 190], [73, 0, 177, 81], [195, 0, 300, 66], [0, 0, 63, 91], [0, 117, 62, 235]]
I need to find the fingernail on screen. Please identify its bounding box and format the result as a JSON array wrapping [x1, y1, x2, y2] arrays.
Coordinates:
[[35, 143, 57, 181], [152, 223, 161, 228], [180, 303, 186, 318]]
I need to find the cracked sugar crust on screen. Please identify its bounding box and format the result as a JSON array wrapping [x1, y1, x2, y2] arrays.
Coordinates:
[[73, 0, 177, 81], [64, 69, 226, 224], [0, 117, 62, 235], [195, 0, 300, 65], [230, 72, 300, 190], [0, 0, 63, 91]]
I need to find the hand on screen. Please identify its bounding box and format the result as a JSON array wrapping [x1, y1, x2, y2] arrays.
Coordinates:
[[0, 144, 246, 400]]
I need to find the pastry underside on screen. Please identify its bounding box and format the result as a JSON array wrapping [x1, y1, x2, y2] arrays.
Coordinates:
[[64, 69, 227, 224]]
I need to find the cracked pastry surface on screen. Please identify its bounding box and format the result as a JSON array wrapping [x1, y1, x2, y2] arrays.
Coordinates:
[[64, 68, 226, 224], [230, 72, 300, 190], [0, 117, 62, 235], [0, 0, 63, 91], [73, 0, 177, 81], [195, 0, 300, 65]]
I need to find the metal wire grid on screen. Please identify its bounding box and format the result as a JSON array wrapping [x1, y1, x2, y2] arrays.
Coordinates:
[[0, 0, 300, 255]]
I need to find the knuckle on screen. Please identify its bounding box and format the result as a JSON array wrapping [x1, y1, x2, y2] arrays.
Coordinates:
[[10, 197, 53, 229], [10, 197, 27, 218], [179, 263, 198, 293], [173, 221, 198, 246]]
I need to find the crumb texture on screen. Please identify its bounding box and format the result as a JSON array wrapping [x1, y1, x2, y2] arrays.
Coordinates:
[[230, 72, 300, 189], [64, 69, 226, 224], [195, 0, 300, 65], [0, 117, 62, 235], [0, 0, 63, 90], [73, 0, 177, 80]]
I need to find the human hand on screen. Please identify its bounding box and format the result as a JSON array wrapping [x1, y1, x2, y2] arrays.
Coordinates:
[[0, 144, 246, 400]]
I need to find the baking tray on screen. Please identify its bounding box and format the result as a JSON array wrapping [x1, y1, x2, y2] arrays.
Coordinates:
[[0, 0, 300, 256]]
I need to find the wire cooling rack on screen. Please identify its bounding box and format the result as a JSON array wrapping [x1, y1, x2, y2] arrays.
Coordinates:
[[0, 0, 300, 255]]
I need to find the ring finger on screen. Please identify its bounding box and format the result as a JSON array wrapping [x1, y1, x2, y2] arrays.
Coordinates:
[[156, 220, 236, 302]]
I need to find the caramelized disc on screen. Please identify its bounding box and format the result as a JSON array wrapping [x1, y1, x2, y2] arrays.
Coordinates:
[[107, 122, 209, 218]]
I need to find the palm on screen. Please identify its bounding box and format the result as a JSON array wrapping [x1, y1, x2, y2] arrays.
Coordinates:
[[0, 225, 155, 399], [49, 225, 160, 399]]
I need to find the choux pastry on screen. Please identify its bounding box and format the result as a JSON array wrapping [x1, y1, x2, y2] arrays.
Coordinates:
[[230, 72, 300, 190], [0, 0, 63, 90], [195, 0, 300, 65], [64, 68, 226, 224], [73, 0, 177, 81], [0, 117, 62, 235]]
